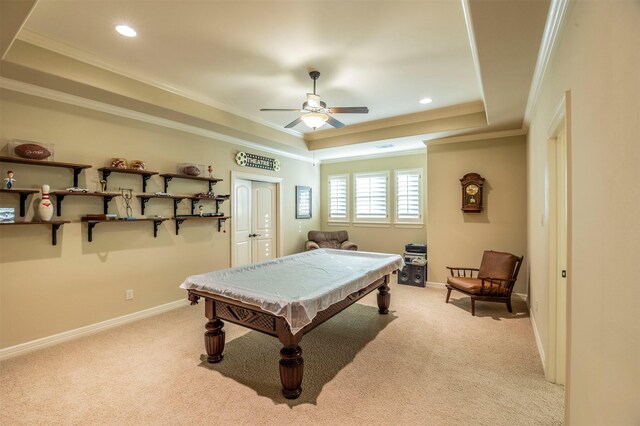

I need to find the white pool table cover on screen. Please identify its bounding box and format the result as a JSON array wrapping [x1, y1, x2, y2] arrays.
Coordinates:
[[180, 249, 404, 333]]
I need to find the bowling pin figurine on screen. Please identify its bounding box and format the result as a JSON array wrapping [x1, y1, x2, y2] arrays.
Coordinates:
[[38, 184, 54, 221]]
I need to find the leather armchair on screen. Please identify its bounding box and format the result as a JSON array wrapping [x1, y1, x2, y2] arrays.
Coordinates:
[[304, 230, 358, 251], [445, 250, 523, 315]]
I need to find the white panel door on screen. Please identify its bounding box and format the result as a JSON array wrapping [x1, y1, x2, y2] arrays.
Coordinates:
[[233, 178, 252, 267], [233, 179, 277, 266], [251, 181, 277, 263]]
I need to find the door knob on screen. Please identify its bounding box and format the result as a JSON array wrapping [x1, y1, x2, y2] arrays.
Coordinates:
[[248, 233, 262, 237]]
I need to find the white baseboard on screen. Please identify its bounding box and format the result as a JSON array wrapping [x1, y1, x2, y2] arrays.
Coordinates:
[[530, 309, 546, 373], [0, 299, 189, 361], [425, 281, 446, 288], [514, 292, 528, 303]]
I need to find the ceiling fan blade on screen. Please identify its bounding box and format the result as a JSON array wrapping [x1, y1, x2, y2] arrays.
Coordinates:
[[260, 108, 303, 112], [284, 117, 303, 128], [327, 107, 369, 114], [326, 115, 345, 128]]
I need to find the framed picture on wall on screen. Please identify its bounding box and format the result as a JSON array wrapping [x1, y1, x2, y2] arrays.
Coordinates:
[[296, 186, 312, 219]]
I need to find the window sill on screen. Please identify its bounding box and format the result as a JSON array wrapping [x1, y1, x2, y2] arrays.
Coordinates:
[[327, 221, 351, 226], [352, 222, 391, 228], [394, 223, 424, 229]]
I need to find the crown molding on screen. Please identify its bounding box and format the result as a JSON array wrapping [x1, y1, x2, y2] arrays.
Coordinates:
[[320, 148, 426, 164], [523, 0, 572, 127], [16, 30, 301, 138], [0, 76, 314, 163], [303, 101, 485, 142], [461, 0, 487, 113], [425, 128, 527, 146]]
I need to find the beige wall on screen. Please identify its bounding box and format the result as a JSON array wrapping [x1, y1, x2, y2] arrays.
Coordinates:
[[320, 154, 427, 255], [527, 1, 639, 424], [0, 90, 320, 349], [427, 136, 527, 292]]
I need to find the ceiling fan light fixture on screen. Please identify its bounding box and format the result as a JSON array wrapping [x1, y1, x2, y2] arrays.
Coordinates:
[[301, 112, 328, 130]]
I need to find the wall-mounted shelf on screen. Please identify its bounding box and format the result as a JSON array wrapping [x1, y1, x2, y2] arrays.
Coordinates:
[[0, 188, 39, 216], [190, 195, 230, 215], [173, 215, 229, 235], [50, 191, 121, 217], [0, 156, 91, 187], [136, 194, 189, 216], [97, 167, 159, 193], [159, 173, 223, 193], [81, 217, 169, 242], [0, 220, 70, 245]]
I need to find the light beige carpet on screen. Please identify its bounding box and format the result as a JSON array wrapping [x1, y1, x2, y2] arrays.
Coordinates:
[[0, 280, 563, 425]]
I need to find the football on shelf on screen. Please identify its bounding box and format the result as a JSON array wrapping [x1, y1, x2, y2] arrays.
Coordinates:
[[14, 143, 52, 160], [182, 165, 201, 176]]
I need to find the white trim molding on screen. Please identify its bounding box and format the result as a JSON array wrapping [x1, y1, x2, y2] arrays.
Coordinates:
[[530, 310, 547, 372], [0, 77, 314, 164], [319, 148, 426, 164], [461, 0, 487, 112], [523, 0, 572, 127], [425, 129, 527, 147], [0, 299, 189, 361]]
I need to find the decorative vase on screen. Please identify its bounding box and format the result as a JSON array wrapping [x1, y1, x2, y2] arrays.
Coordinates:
[[38, 184, 54, 221]]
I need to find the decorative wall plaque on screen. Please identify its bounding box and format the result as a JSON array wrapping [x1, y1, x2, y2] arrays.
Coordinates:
[[235, 152, 280, 172]]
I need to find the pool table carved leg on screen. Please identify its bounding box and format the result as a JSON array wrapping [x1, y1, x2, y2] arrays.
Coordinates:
[[279, 345, 303, 399], [205, 318, 225, 363], [377, 276, 391, 314]]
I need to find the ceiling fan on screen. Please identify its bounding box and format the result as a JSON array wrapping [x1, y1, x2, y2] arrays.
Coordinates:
[[260, 71, 369, 130]]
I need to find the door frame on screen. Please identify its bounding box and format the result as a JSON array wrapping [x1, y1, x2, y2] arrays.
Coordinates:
[[544, 90, 573, 389], [230, 171, 283, 267]]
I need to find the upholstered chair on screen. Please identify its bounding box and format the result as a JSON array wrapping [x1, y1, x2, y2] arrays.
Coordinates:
[[304, 230, 358, 251], [445, 250, 523, 315]]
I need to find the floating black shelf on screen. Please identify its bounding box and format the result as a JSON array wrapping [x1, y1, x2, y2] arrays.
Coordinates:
[[0, 220, 70, 245], [0, 156, 91, 187], [0, 188, 39, 216], [80, 217, 169, 242], [98, 167, 159, 193], [172, 215, 229, 235], [50, 191, 121, 217]]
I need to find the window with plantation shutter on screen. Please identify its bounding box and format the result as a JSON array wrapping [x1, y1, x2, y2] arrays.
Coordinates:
[[354, 172, 389, 222], [328, 174, 348, 220], [395, 169, 422, 223]]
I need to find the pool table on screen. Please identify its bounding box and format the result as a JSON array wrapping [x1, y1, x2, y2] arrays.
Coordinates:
[[181, 249, 403, 399]]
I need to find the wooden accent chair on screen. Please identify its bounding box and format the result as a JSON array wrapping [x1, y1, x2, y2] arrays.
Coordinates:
[[304, 230, 358, 251], [445, 250, 523, 315]]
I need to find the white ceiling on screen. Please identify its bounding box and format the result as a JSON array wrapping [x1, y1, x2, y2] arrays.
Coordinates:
[[9, 0, 550, 160]]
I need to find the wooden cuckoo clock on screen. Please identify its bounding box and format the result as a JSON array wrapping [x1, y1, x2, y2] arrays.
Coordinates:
[[460, 173, 485, 212]]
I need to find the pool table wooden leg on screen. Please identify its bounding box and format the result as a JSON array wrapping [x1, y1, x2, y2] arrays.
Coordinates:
[[377, 275, 391, 314], [279, 344, 303, 399], [205, 318, 225, 363]]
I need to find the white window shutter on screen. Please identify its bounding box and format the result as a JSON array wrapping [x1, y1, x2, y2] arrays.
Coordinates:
[[355, 172, 388, 220], [328, 175, 348, 219]]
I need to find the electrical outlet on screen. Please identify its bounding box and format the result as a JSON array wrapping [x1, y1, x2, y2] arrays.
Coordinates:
[[126, 289, 134, 300], [535, 300, 539, 312]]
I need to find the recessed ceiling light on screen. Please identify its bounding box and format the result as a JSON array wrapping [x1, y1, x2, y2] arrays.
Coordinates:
[[115, 24, 137, 38], [419, 97, 433, 104]]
